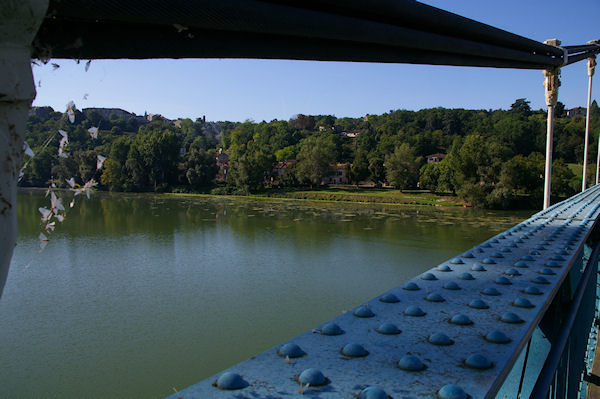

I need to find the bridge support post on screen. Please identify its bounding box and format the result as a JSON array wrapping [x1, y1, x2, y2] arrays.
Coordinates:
[[0, 0, 48, 298], [543, 67, 560, 209], [583, 55, 595, 190]]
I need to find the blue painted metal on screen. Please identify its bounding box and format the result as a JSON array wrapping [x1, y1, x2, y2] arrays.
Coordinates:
[[167, 185, 600, 399]]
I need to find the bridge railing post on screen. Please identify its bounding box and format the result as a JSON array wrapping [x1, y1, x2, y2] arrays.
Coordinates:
[[542, 39, 563, 210], [584, 54, 597, 188]]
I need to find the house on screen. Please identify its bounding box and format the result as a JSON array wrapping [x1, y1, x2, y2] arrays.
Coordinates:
[[340, 130, 360, 138], [271, 160, 295, 183], [567, 107, 586, 118], [322, 163, 350, 185], [426, 153, 446, 163]]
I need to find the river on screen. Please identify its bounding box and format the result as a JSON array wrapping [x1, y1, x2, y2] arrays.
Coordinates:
[[0, 189, 532, 398]]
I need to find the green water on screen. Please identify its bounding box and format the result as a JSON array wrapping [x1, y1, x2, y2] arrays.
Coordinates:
[[0, 190, 532, 398]]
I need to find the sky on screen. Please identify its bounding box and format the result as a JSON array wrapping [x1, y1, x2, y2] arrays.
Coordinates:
[[31, 0, 600, 123]]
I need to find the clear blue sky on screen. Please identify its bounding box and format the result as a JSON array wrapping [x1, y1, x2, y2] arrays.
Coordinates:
[[32, 0, 599, 122]]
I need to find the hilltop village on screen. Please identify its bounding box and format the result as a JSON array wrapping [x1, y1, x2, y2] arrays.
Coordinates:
[[23, 100, 599, 209]]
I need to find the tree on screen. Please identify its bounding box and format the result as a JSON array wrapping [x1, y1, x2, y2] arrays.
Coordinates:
[[510, 98, 531, 116], [185, 148, 218, 189], [351, 151, 370, 184], [125, 127, 181, 191], [419, 162, 440, 191], [295, 134, 337, 186], [368, 156, 385, 185], [385, 143, 420, 190]]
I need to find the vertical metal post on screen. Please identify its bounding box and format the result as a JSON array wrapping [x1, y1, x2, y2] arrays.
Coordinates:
[[544, 104, 555, 209], [583, 56, 595, 190], [0, 0, 48, 298], [542, 39, 562, 210]]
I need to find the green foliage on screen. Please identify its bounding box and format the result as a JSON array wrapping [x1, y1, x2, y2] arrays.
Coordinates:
[[185, 148, 218, 189], [295, 134, 337, 186], [385, 143, 420, 190], [350, 151, 370, 184], [23, 97, 596, 209]]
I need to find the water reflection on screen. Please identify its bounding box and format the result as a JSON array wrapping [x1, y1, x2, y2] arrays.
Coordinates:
[[4, 189, 532, 399]]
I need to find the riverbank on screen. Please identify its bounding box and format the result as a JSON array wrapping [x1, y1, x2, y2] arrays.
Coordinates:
[[165, 186, 466, 207], [255, 187, 466, 207]]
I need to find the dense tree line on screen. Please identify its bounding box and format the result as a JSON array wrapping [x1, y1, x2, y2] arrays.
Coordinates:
[[21, 99, 600, 209]]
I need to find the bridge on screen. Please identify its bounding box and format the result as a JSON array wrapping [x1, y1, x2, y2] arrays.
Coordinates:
[[1, 1, 600, 398]]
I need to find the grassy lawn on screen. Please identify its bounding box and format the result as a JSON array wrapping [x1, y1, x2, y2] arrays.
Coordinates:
[[258, 186, 465, 207]]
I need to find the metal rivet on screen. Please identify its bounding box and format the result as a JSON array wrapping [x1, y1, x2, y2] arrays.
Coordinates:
[[514, 261, 529, 268], [359, 386, 389, 399], [513, 298, 535, 308], [341, 343, 368, 357], [485, 330, 511, 343], [320, 322, 344, 335], [504, 268, 521, 276], [379, 293, 400, 303], [500, 312, 524, 323], [539, 268, 556, 275], [403, 282, 420, 291], [437, 265, 453, 272], [376, 322, 401, 335], [471, 264, 487, 272], [216, 372, 249, 390], [426, 293, 446, 302], [299, 368, 327, 386], [491, 239, 499, 244], [438, 384, 467, 399], [523, 286, 543, 295], [495, 276, 512, 285], [398, 355, 426, 371], [443, 281, 461, 290], [421, 273, 438, 281], [465, 354, 493, 370], [551, 255, 566, 261], [450, 314, 473, 325], [278, 343, 305, 358], [481, 287, 501, 296], [501, 247, 512, 252], [404, 305, 426, 317], [492, 252, 504, 258], [450, 258, 464, 264], [521, 255, 535, 261], [469, 299, 489, 309], [459, 272, 475, 280], [428, 332, 454, 345], [546, 260, 562, 267], [531, 276, 550, 284], [482, 258, 496, 264], [354, 306, 375, 318], [555, 249, 568, 255], [534, 244, 546, 250], [529, 250, 541, 256], [482, 243, 492, 248], [462, 252, 475, 258]]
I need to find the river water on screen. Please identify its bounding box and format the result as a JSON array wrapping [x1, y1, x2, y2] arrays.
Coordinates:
[[0, 190, 532, 398]]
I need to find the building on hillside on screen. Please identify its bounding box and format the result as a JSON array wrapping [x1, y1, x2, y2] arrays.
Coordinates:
[[567, 107, 586, 118], [322, 163, 350, 185], [83, 107, 137, 120], [272, 160, 296, 183], [340, 130, 360, 138], [29, 106, 55, 119], [426, 153, 446, 164]]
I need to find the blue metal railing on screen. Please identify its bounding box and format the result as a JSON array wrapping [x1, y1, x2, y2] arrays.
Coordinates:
[[168, 185, 600, 399]]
